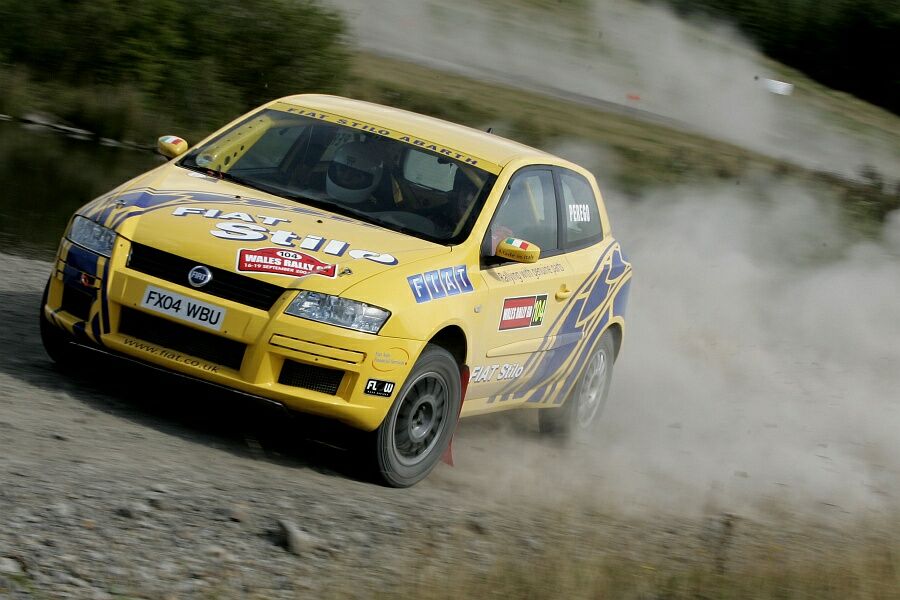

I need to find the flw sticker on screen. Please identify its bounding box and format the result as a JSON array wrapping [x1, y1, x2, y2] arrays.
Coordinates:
[[499, 294, 548, 330], [237, 247, 336, 278], [505, 237, 530, 250]]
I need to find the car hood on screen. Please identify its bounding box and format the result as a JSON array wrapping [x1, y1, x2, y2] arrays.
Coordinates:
[[81, 166, 449, 296]]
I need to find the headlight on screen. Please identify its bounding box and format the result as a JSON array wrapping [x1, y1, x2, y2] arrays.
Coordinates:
[[285, 291, 390, 334], [67, 215, 116, 257]]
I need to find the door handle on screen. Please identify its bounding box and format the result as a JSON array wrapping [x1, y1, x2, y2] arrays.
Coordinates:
[[555, 284, 573, 301]]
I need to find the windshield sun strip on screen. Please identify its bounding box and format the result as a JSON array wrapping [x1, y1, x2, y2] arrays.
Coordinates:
[[269, 101, 501, 175]]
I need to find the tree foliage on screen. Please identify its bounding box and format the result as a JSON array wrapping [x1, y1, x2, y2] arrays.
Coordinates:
[[664, 0, 900, 115], [0, 0, 348, 131]]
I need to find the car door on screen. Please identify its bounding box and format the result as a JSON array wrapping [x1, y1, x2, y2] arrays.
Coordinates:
[[540, 167, 625, 405], [469, 168, 575, 403]]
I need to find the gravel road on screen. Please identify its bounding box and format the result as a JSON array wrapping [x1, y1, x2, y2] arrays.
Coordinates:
[[0, 252, 886, 598]]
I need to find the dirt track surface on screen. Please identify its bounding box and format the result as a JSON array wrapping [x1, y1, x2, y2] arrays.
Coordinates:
[[0, 252, 663, 599], [0, 252, 885, 598]]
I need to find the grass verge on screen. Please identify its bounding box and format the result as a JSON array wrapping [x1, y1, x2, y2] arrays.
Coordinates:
[[376, 512, 900, 600]]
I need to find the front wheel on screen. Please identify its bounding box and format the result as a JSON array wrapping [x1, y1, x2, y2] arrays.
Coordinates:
[[372, 345, 461, 487], [539, 330, 616, 438]]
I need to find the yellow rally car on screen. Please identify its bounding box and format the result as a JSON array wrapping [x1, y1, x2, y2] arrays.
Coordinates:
[[40, 95, 632, 487]]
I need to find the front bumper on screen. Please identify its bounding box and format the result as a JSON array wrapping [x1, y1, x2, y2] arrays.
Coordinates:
[[44, 237, 421, 431]]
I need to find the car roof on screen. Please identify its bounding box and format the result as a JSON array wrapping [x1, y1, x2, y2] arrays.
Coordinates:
[[279, 94, 563, 170]]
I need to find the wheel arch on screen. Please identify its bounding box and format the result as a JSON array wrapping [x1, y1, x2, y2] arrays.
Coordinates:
[[605, 320, 624, 359], [427, 324, 467, 366]]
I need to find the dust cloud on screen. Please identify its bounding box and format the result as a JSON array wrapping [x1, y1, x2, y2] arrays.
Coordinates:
[[440, 179, 900, 522], [327, 0, 899, 179], [606, 180, 899, 515], [320, 0, 900, 520]]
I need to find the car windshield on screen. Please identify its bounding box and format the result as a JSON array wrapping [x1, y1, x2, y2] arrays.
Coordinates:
[[179, 109, 497, 244]]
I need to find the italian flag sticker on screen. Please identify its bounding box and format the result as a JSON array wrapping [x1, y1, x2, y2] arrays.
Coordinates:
[[505, 237, 529, 250]]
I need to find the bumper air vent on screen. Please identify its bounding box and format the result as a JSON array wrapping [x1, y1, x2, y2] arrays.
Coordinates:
[[60, 285, 94, 321], [279, 360, 344, 396], [119, 308, 246, 371]]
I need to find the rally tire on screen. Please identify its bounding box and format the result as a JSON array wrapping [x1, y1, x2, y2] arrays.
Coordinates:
[[372, 345, 461, 488], [539, 330, 616, 438], [39, 280, 80, 369]]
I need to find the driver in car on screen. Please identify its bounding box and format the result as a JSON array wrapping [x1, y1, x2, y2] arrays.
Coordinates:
[[326, 139, 481, 239], [326, 141, 385, 205]]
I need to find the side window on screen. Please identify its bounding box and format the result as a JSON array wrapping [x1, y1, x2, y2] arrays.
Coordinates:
[[558, 171, 602, 248], [485, 170, 558, 255]]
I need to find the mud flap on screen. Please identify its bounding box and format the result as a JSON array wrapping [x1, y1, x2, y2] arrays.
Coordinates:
[[441, 365, 469, 466]]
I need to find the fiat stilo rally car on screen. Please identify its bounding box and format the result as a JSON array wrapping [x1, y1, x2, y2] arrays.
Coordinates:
[[40, 95, 632, 486]]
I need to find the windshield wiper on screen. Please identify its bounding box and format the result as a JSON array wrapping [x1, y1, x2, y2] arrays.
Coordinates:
[[179, 164, 434, 240], [180, 164, 262, 191], [280, 192, 370, 221], [283, 194, 421, 236]]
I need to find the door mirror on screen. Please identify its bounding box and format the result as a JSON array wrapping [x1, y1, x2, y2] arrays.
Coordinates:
[[495, 237, 540, 263], [157, 135, 189, 159]]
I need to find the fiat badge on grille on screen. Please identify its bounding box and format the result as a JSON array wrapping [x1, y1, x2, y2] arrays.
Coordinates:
[[188, 266, 213, 288]]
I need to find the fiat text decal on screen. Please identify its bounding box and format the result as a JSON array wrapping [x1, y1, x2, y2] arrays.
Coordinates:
[[407, 265, 473, 303], [237, 248, 336, 278]]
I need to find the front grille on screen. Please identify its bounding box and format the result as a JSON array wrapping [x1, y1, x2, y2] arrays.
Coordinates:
[[119, 308, 246, 370], [61, 285, 94, 321], [128, 243, 285, 311], [279, 360, 344, 395]]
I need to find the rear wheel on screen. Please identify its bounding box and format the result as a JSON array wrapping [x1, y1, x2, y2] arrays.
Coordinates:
[[373, 345, 461, 487], [539, 330, 616, 438]]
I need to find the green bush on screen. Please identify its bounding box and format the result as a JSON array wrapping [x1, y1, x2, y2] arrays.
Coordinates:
[[0, 0, 348, 137], [0, 66, 31, 116], [53, 85, 147, 140]]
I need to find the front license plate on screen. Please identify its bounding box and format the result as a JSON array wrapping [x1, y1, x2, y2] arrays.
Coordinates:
[[140, 285, 225, 331]]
